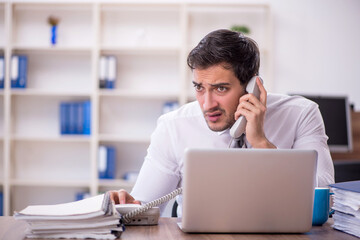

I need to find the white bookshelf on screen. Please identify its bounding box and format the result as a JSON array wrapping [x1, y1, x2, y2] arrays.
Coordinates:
[[0, 1, 272, 216], [0, 3, 4, 49]]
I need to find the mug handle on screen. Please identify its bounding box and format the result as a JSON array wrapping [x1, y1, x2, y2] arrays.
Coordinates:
[[329, 192, 335, 217]]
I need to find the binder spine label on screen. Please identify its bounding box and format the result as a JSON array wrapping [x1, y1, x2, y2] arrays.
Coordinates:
[[106, 56, 116, 89], [99, 56, 107, 89], [11, 55, 19, 88], [98, 146, 107, 179]]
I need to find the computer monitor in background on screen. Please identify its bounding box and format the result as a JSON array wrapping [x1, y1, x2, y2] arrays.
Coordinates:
[[300, 95, 353, 152]]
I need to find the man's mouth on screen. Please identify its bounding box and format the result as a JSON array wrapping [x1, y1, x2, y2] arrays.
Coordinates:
[[206, 112, 222, 122]]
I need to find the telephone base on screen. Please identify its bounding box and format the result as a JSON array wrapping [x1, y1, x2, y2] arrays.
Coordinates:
[[123, 214, 159, 226], [115, 204, 160, 226]]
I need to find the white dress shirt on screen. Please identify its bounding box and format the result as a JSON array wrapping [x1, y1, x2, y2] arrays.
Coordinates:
[[131, 93, 335, 215]]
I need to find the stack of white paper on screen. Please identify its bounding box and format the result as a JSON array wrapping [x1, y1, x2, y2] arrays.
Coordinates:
[[14, 193, 124, 239], [330, 181, 360, 238]]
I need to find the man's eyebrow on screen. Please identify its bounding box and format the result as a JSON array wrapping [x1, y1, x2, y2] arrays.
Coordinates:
[[209, 82, 231, 87], [192, 81, 231, 87]]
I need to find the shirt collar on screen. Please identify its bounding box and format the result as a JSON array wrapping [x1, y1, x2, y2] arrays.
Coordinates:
[[217, 128, 230, 136]]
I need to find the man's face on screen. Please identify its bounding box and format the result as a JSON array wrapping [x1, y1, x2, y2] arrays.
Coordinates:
[[192, 64, 246, 132]]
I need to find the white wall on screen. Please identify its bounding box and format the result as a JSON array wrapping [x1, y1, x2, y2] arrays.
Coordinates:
[[186, 0, 360, 109], [269, 0, 360, 110]]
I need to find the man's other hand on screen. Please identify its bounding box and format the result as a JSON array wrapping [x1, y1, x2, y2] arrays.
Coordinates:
[[108, 189, 141, 205]]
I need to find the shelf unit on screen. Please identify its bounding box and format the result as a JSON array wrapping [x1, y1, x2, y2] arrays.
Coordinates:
[[0, 1, 272, 216]]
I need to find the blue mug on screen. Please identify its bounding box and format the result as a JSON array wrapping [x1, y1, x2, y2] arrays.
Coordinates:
[[312, 187, 333, 226]]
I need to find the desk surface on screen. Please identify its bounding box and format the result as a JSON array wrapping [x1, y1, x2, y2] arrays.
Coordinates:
[[0, 217, 358, 240]]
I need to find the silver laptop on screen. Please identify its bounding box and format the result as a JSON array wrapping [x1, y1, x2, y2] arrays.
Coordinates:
[[179, 148, 317, 233]]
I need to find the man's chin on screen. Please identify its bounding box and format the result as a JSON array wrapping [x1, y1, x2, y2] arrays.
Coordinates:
[[206, 122, 230, 132]]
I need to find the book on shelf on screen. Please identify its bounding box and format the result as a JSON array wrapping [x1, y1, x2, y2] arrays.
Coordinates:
[[11, 55, 28, 88], [329, 180, 360, 238], [76, 192, 91, 201], [123, 171, 139, 183], [0, 192, 3, 216], [99, 55, 117, 89], [106, 56, 116, 89], [14, 192, 124, 239], [99, 56, 107, 89], [0, 56, 4, 89], [162, 101, 179, 114], [83, 100, 91, 135], [68, 102, 77, 134], [98, 145, 116, 179], [60, 100, 91, 135]]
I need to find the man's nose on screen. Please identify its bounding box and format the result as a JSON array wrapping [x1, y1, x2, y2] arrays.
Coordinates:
[[203, 92, 218, 111]]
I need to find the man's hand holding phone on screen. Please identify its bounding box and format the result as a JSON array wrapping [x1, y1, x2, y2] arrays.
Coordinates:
[[235, 77, 275, 149]]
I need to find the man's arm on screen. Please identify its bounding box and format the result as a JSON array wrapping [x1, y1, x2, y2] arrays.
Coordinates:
[[292, 103, 335, 187], [109, 115, 181, 213]]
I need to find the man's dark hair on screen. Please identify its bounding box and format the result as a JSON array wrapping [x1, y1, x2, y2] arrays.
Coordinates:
[[187, 29, 260, 86]]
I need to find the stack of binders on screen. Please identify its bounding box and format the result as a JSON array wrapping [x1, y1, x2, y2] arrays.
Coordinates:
[[14, 192, 124, 239], [98, 145, 116, 179], [11, 55, 28, 88], [60, 100, 91, 135], [330, 180, 360, 238], [99, 55, 117, 89]]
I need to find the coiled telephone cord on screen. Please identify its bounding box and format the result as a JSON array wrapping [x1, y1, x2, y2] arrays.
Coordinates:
[[122, 187, 183, 224]]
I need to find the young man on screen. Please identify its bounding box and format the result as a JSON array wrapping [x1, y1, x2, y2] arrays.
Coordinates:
[[109, 29, 334, 215]]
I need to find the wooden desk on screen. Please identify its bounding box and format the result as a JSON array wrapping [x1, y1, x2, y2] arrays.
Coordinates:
[[0, 217, 358, 240]]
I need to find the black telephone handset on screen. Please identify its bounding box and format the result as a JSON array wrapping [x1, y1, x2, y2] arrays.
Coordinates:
[[229, 76, 263, 139]]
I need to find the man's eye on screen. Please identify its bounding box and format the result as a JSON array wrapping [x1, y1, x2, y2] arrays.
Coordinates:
[[194, 85, 203, 92], [217, 86, 227, 92]]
